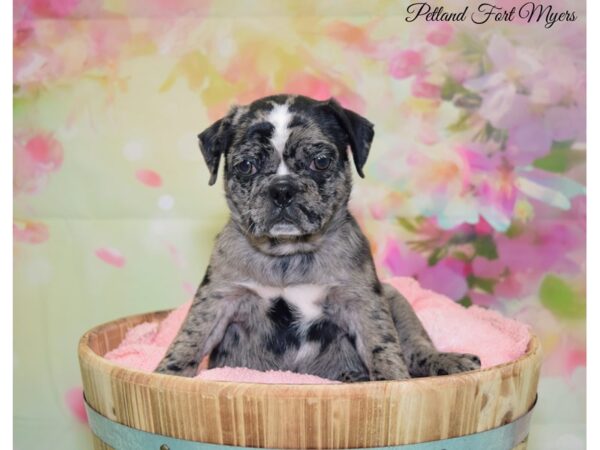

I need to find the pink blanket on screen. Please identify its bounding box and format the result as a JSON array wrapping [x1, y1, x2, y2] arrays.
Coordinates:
[[105, 277, 531, 384]]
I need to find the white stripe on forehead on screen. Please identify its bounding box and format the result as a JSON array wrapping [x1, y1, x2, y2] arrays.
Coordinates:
[[266, 103, 292, 175]]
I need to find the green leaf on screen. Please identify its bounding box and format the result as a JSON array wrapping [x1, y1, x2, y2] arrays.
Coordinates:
[[454, 31, 487, 57], [453, 93, 482, 109], [452, 251, 472, 262], [13, 94, 32, 117], [504, 222, 524, 238], [441, 78, 458, 101], [533, 141, 573, 173], [448, 232, 475, 245], [551, 140, 573, 152], [447, 112, 472, 133], [427, 247, 448, 266], [458, 296, 473, 307], [539, 275, 585, 319], [473, 235, 498, 260], [468, 275, 496, 294], [441, 77, 470, 101], [483, 122, 496, 140], [397, 217, 419, 233]]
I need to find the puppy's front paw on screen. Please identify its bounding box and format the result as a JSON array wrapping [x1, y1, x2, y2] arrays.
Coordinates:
[[154, 360, 198, 377], [371, 365, 411, 381], [339, 370, 370, 383], [424, 352, 481, 376]]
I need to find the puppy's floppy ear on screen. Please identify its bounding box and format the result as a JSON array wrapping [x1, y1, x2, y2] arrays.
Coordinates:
[[326, 98, 375, 178], [198, 107, 238, 186]]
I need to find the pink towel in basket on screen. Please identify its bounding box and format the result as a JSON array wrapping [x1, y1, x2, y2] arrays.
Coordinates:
[[105, 277, 531, 384]]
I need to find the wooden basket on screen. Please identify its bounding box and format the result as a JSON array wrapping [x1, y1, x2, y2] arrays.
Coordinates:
[[78, 311, 542, 450]]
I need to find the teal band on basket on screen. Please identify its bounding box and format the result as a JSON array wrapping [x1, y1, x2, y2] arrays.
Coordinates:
[[85, 396, 536, 450]]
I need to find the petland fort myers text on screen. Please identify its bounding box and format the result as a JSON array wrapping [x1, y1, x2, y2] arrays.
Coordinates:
[[405, 2, 577, 28]]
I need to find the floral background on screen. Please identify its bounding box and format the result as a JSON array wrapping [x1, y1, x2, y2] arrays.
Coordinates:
[[13, 0, 586, 449]]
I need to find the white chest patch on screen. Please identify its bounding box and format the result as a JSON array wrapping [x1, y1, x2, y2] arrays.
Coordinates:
[[240, 282, 327, 321], [266, 103, 292, 175]]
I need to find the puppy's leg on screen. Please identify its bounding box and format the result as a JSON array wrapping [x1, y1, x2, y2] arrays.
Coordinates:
[[383, 283, 481, 377], [333, 287, 410, 381], [354, 307, 411, 381], [155, 275, 238, 377]]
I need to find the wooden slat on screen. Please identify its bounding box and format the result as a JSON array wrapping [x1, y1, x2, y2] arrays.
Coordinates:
[[79, 311, 542, 449]]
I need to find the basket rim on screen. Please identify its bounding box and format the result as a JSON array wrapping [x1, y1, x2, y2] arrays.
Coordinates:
[[78, 308, 542, 394]]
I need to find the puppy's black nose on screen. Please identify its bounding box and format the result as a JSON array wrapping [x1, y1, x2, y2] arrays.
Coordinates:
[[269, 179, 297, 208]]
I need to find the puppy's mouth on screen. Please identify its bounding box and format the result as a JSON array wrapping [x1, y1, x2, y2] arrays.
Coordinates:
[[269, 221, 302, 237], [267, 209, 303, 237]]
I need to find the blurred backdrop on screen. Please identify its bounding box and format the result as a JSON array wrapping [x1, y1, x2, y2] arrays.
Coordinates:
[[14, 0, 585, 448]]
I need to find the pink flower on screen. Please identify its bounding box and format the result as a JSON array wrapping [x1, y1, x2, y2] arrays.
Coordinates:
[[464, 35, 541, 129], [325, 21, 377, 54], [369, 204, 386, 220], [493, 271, 526, 298], [285, 74, 332, 100], [379, 238, 468, 300], [485, 221, 583, 292], [542, 337, 586, 378], [95, 247, 126, 268], [381, 237, 427, 278], [565, 348, 586, 375], [136, 169, 162, 188], [457, 143, 582, 231], [411, 77, 441, 99], [463, 35, 584, 163], [456, 144, 517, 231], [425, 23, 454, 46], [13, 221, 49, 244], [470, 257, 527, 302], [470, 221, 582, 303], [14, 133, 64, 195], [444, 257, 472, 277], [388, 50, 423, 79], [507, 104, 584, 164], [418, 262, 469, 300], [472, 257, 504, 279], [25, 134, 64, 167], [478, 178, 517, 229], [64, 387, 88, 424], [283, 74, 366, 114], [474, 217, 493, 235], [27, 0, 80, 18]]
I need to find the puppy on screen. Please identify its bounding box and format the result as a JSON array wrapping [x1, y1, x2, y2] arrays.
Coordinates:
[[155, 94, 480, 381]]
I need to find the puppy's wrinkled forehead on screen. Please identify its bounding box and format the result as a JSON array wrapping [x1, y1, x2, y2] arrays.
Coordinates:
[[233, 95, 345, 171], [198, 94, 374, 185]]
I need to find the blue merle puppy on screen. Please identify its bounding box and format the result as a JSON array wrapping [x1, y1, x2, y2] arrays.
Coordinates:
[[155, 94, 481, 381]]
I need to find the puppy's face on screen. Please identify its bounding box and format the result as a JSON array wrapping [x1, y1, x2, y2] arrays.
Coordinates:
[[198, 95, 374, 240]]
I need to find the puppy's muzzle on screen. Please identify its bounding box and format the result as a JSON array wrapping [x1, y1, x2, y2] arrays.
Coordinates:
[[269, 178, 298, 208]]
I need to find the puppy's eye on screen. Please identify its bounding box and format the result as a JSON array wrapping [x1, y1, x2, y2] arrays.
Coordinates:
[[311, 155, 332, 171], [235, 160, 256, 176]]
